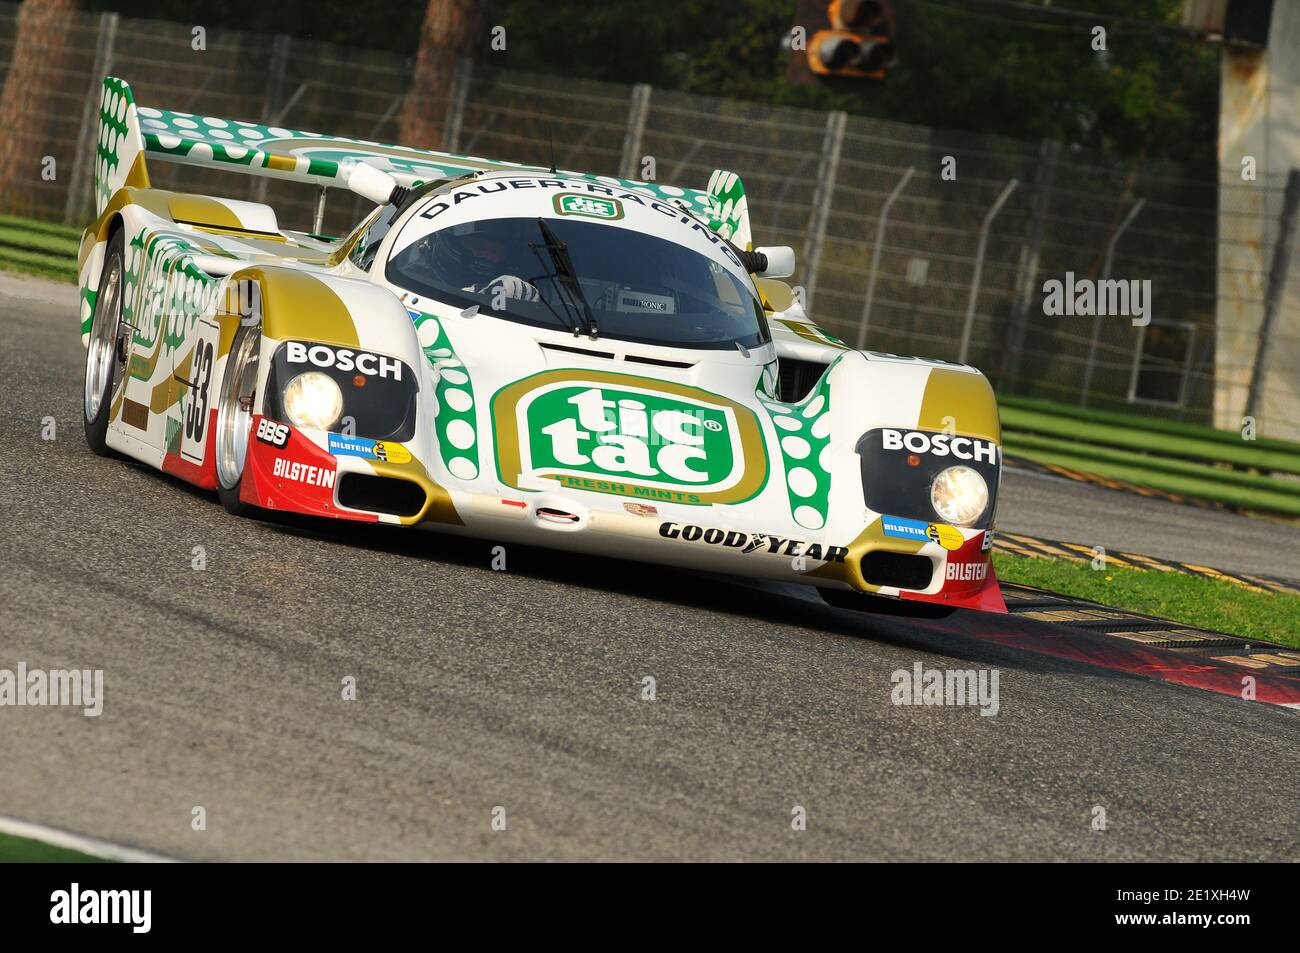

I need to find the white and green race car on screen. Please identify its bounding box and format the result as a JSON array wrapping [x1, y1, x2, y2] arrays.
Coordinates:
[[78, 75, 1005, 615]]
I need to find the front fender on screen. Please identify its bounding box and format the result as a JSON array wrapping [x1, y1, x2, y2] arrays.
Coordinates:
[[234, 264, 430, 424], [230, 266, 459, 526], [812, 350, 1005, 610], [236, 266, 417, 358]]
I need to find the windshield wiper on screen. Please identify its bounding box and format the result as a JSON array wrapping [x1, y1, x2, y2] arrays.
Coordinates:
[[525, 242, 586, 339], [530, 218, 599, 340]]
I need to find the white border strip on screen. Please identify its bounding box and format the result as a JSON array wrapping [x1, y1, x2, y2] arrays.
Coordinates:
[[0, 816, 178, 864]]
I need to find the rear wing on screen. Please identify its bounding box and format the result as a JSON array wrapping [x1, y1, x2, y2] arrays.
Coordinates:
[[93, 76, 753, 247]]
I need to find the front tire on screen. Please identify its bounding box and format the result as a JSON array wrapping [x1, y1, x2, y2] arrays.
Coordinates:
[[83, 228, 127, 456], [214, 322, 261, 516]]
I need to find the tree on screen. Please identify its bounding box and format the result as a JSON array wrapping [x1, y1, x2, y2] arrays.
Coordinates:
[[66, 0, 1215, 167], [0, 0, 82, 218], [495, 0, 1216, 168], [398, 0, 487, 151]]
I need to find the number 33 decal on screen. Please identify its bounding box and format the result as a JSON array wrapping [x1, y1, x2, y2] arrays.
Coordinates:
[[185, 340, 214, 443]]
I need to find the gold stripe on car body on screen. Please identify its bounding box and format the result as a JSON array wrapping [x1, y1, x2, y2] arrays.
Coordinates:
[[754, 278, 794, 313], [167, 195, 245, 231], [151, 344, 193, 413], [237, 267, 360, 346], [364, 455, 463, 527], [916, 367, 1001, 443], [806, 516, 929, 593]]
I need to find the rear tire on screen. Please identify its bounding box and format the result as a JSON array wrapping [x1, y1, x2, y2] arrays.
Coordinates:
[[214, 322, 262, 516], [820, 587, 956, 619], [83, 228, 127, 457]]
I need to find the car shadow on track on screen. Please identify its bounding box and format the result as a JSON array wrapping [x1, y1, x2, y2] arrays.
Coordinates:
[[229, 502, 1141, 684], [135, 460, 1156, 686]]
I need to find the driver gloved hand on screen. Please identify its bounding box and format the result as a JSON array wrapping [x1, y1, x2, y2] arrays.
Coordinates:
[[466, 275, 541, 303]]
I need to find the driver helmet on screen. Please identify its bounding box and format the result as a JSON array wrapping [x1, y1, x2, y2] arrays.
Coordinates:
[[427, 223, 510, 289]]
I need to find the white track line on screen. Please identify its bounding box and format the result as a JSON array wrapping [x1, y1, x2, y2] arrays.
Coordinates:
[[0, 816, 178, 863]]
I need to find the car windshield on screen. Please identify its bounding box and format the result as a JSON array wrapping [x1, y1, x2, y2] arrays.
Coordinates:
[[385, 216, 769, 350]]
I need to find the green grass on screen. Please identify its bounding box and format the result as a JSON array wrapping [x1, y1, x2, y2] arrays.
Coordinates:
[[0, 214, 80, 283], [0, 225, 80, 257], [1001, 405, 1300, 476], [993, 552, 1300, 648], [999, 394, 1300, 456], [0, 246, 77, 282], [1005, 431, 1297, 493], [1008, 442, 1300, 517], [999, 393, 1300, 515], [0, 213, 81, 240], [0, 831, 112, 863]]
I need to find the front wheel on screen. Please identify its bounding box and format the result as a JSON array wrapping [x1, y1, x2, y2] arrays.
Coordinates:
[[83, 229, 127, 456], [214, 322, 261, 516]]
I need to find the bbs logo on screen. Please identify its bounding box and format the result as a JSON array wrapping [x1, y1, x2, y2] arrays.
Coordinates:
[[256, 417, 289, 448]]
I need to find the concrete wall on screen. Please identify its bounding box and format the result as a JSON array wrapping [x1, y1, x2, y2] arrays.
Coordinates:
[[1217, 2, 1300, 441]]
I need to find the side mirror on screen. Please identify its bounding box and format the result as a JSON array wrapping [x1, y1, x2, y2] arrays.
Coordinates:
[[753, 245, 795, 278], [345, 161, 401, 206]]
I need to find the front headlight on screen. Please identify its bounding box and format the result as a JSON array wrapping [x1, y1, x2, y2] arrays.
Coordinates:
[[282, 371, 343, 431], [930, 465, 989, 526]]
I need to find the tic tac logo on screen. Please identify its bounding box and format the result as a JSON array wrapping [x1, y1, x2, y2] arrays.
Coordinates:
[[494, 372, 766, 504], [531, 386, 735, 486], [553, 193, 624, 220], [285, 341, 403, 381], [881, 429, 999, 465]]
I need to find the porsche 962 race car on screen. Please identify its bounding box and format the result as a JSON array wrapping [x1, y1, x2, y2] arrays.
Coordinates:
[[78, 76, 1005, 614]]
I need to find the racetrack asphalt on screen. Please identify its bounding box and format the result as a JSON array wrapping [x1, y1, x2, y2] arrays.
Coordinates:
[[0, 272, 1296, 861]]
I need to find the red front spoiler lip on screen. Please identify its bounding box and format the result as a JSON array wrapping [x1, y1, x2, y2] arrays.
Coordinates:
[[898, 529, 1006, 613], [900, 562, 1007, 613], [240, 418, 378, 523]]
